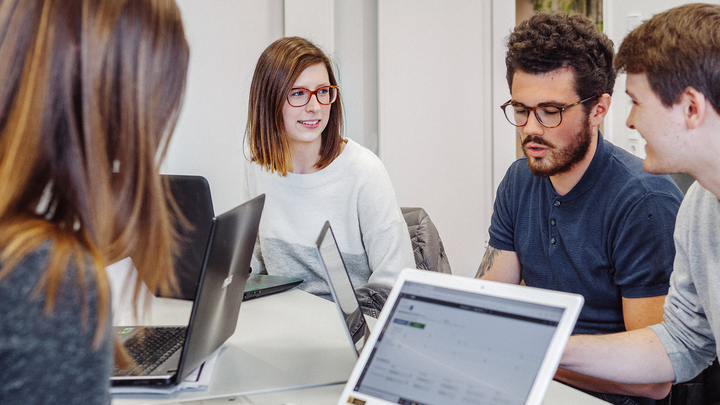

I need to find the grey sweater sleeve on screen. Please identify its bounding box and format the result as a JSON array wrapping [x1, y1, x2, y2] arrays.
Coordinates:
[[0, 243, 113, 405], [648, 183, 719, 383]]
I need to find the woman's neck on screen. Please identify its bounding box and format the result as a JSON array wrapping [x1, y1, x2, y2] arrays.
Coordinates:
[[289, 139, 322, 174], [289, 138, 346, 174]]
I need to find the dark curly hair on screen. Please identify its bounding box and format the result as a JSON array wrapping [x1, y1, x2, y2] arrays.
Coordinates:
[[615, 3, 720, 112], [506, 12, 615, 110]]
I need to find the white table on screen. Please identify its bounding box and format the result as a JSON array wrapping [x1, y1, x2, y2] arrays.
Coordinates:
[[112, 289, 607, 404], [112, 289, 358, 404], [149, 380, 609, 405]]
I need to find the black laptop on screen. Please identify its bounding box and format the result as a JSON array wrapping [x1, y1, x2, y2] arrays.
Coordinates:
[[165, 175, 215, 300], [164, 174, 301, 301], [111, 194, 265, 386], [244, 273, 303, 300]]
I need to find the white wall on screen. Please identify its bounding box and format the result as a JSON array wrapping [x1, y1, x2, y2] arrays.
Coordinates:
[[165, 1, 517, 278], [166, 1, 283, 215], [334, 0, 379, 154], [604, 0, 720, 157], [378, 1, 515, 277]]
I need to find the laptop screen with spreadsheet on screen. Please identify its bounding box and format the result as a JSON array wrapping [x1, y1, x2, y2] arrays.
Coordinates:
[[339, 269, 583, 405]]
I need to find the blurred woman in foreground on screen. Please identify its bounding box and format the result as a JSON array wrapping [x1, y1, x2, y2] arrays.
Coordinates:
[[0, 0, 189, 403]]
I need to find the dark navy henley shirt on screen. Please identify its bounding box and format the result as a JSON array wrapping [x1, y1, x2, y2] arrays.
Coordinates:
[[489, 134, 684, 335]]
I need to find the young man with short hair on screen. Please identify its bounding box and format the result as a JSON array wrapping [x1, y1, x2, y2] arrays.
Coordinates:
[[561, 2, 720, 390], [477, 11, 684, 404]]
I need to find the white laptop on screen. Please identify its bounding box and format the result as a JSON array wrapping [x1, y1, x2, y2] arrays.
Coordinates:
[[338, 268, 584, 405]]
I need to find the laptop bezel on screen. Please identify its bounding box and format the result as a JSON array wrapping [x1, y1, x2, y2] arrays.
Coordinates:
[[338, 268, 584, 405]]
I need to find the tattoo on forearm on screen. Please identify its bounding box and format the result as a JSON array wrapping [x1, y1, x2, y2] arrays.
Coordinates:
[[475, 247, 499, 278]]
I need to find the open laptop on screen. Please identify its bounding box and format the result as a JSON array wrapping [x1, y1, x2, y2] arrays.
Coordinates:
[[244, 273, 303, 300], [315, 221, 371, 356], [164, 174, 301, 301], [111, 194, 265, 386], [339, 268, 584, 405], [165, 174, 215, 300]]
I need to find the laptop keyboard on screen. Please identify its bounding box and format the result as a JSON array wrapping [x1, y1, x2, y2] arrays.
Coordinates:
[[114, 326, 186, 376]]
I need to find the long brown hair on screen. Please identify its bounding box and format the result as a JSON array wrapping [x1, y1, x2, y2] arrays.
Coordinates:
[[0, 0, 189, 348], [245, 36, 344, 175]]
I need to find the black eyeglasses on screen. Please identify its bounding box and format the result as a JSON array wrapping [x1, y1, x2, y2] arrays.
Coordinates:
[[500, 95, 599, 128], [287, 85, 339, 107]]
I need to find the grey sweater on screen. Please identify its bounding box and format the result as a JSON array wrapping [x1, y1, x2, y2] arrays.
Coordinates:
[[650, 182, 720, 383], [0, 242, 112, 404]]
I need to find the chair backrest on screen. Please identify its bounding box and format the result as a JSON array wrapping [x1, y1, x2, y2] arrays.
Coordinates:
[[401, 207, 451, 274]]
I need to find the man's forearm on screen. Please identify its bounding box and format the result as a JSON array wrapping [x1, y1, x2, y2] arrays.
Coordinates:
[[561, 328, 675, 385], [475, 246, 499, 278], [554, 368, 671, 400], [475, 247, 522, 284]]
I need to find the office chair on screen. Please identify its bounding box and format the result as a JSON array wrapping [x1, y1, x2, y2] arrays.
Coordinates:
[[401, 207, 452, 274]]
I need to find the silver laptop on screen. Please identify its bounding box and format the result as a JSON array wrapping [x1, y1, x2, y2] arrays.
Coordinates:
[[111, 194, 265, 386], [315, 221, 371, 357], [339, 268, 584, 405]]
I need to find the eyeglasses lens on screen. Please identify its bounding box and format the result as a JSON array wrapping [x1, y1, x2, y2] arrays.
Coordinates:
[[504, 104, 562, 128]]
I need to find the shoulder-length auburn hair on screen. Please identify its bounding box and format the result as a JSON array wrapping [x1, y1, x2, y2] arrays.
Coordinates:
[[245, 36, 344, 175], [0, 0, 189, 347]]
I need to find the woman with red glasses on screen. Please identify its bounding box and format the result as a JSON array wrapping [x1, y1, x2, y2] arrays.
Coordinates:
[[242, 37, 414, 316]]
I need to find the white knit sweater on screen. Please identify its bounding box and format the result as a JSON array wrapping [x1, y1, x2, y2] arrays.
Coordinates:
[[240, 139, 415, 299]]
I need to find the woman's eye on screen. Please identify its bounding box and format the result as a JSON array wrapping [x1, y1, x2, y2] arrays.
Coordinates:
[[317, 87, 329, 95], [290, 90, 306, 97]]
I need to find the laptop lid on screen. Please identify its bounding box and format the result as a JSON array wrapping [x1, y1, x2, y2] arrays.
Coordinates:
[[339, 268, 583, 405], [164, 176, 298, 301], [177, 194, 264, 382], [164, 174, 215, 300], [243, 274, 303, 300], [112, 194, 265, 386], [315, 221, 370, 357]]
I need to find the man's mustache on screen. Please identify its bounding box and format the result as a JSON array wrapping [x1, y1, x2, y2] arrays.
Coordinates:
[[523, 136, 554, 148]]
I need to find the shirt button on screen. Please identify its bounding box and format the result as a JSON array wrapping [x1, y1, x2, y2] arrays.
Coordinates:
[[554, 200, 561, 207], [551, 237, 556, 244], [551, 219, 556, 226]]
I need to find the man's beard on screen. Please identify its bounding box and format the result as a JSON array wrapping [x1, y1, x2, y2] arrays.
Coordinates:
[[522, 116, 592, 178]]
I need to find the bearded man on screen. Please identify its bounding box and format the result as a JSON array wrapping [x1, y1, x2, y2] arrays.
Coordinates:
[[475, 12, 683, 405]]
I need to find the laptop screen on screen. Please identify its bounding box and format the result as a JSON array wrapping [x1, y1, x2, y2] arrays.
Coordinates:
[[352, 281, 565, 405], [316, 222, 369, 355]]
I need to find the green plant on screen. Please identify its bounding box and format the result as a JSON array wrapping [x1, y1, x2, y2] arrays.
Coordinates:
[[531, 0, 603, 31]]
